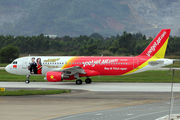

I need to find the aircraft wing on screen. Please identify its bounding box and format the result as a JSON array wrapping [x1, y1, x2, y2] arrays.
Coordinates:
[[50, 66, 86, 75]]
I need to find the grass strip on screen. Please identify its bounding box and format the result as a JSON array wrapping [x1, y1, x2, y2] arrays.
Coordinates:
[[0, 63, 8, 67], [164, 61, 180, 67], [0, 89, 70, 96]]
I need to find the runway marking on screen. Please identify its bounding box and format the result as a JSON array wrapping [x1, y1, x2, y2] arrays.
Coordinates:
[[95, 113, 103, 115], [34, 101, 151, 120], [126, 114, 133, 116], [123, 108, 180, 120], [34, 95, 180, 120], [155, 115, 168, 120]]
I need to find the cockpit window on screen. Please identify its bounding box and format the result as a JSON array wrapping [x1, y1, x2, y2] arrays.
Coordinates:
[[13, 61, 17, 64]]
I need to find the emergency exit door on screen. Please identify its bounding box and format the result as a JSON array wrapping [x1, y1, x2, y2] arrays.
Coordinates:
[[22, 58, 28, 69]]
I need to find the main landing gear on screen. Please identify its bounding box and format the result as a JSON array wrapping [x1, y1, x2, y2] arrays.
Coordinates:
[[76, 79, 82, 85], [25, 75, 30, 84], [75, 78, 92, 85], [85, 78, 92, 84]]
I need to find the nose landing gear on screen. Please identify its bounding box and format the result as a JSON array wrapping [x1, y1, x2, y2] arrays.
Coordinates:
[[25, 75, 30, 84]]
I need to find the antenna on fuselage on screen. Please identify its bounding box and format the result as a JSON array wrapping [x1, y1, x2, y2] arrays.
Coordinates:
[[101, 54, 103, 57], [29, 54, 31, 56]]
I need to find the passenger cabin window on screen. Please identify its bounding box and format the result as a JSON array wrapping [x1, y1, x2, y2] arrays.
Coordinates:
[[13, 61, 17, 64]]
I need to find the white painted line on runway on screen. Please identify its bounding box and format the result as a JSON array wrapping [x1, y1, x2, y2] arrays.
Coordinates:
[[126, 114, 133, 116], [95, 113, 103, 115], [123, 108, 180, 120], [155, 115, 168, 120]]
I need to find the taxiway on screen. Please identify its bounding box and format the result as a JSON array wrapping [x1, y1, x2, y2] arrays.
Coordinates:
[[1, 82, 180, 92]]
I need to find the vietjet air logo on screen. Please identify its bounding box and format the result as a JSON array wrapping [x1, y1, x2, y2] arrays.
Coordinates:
[[146, 31, 166, 57], [43, 58, 60, 62], [83, 59, 118, 67]]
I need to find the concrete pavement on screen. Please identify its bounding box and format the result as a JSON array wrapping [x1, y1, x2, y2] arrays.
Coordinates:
[[1, 82, 180, 92], [53, 99, 180, 120]]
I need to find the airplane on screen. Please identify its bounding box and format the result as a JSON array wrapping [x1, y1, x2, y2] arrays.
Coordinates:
[[5, 29, 173, 85]]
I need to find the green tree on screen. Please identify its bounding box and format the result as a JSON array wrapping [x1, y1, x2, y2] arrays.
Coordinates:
[[108, 46, 118, 54], [87, 44, 97, 55], [89, 33, 104, 40], [118, 47, 128, 54], [0, 45, 20, 63]]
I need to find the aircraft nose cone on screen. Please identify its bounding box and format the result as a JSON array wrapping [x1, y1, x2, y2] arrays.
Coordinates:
[[5, 64, 11, 73], [5, 65, 9, 72]]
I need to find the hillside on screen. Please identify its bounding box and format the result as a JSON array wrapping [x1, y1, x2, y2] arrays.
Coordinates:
[[0, 0, 180, 36]]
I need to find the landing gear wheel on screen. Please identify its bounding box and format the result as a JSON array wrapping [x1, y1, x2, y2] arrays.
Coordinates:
[[25, 80, 30, 84], [25, 75, 30, 84], [76, 79, 82, 85], [85, 78, 92, 84]]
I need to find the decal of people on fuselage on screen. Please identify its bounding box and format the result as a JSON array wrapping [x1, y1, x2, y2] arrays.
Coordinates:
[[28, 57, 42, 74]]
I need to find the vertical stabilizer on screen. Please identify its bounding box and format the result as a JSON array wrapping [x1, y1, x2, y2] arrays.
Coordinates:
[[139, 29, 171, 58]]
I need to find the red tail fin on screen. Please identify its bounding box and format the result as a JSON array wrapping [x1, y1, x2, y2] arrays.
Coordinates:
[[139, 29, 171, 58]]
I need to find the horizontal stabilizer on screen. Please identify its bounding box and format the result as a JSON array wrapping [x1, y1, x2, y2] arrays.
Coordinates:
[[148, 61, 164, 66]]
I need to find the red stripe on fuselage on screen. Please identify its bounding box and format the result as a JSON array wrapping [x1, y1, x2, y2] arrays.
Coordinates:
[[63, 56, 148, 76]]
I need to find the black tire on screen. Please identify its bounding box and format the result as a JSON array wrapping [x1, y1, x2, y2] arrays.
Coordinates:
[[76, 79, 82, 85], [85, 78, 92, 84], [25, 80, 30, 84]]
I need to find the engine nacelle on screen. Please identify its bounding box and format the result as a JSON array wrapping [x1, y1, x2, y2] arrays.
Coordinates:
[[46, 71, 70, 82]]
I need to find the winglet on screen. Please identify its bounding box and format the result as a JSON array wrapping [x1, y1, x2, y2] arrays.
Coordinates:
[[139, 29, 171, 58]]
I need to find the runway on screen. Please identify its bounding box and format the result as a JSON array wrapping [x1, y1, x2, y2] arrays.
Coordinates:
[[1, 82, 180, 92], [54, 99, 180, 120], [1, 82, 180, 120], [1, 67, 180, 120], [0, 67, 5, 69], [1, 91, 180, 120]]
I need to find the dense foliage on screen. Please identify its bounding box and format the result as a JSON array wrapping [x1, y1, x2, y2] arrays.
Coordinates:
[[0, 31, 180, 63], [0, 44, 20, 63]]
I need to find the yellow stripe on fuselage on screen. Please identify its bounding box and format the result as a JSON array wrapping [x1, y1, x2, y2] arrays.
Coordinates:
[[60, 56, 78, 70], [123, 37, 169, 75]]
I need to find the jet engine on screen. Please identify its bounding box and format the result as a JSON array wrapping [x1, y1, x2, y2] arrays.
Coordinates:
[[46, 71, 70, 82]]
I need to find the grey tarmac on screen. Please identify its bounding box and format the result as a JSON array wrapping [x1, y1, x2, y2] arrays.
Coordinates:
[[1, 80, 180, 120], [53, 99, 180, 120], [1, 91, 180, 120], [1, 82, 180, 92], [0, 67, 5, 69]]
